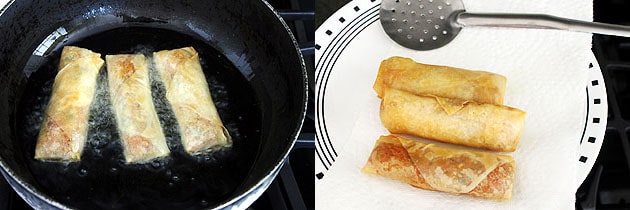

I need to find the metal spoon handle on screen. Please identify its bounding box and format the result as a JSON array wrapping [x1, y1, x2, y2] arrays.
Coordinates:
[[456, 12, 630, 37]]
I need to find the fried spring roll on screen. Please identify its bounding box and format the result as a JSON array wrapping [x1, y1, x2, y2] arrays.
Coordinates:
[[380, 88, 526, 152], [153, 47, 231, 155], [107, 54, 170, 163], [362, 135, 515, 200], [373, 56, 507, 104], [35, 46, 103, 161]]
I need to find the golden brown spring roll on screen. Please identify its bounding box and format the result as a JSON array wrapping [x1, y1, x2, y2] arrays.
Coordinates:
[[362, 135, 515, 200], [153, 47, 231, 155], [373, 56, 507, 104], [107, 54, 170, 163], [35, 46, 103, 161], [380, 88, 526, 152]]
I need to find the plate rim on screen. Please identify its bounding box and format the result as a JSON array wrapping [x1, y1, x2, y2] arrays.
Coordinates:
[[314, 0, 607, 189]]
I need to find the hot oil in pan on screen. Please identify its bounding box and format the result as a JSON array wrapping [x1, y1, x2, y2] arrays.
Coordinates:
[[16, 27, 262, 209]]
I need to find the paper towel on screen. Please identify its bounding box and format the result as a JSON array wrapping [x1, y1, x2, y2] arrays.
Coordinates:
[[316, 0, 592, 209]]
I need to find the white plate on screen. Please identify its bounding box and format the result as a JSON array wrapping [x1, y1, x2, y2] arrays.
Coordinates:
[[315, 0, 606, 208]]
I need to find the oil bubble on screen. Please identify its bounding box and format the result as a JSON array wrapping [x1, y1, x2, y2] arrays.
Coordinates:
[[200, 200, 209, 207], [151, 160, 161, 169], [78, 167, 88, 177]]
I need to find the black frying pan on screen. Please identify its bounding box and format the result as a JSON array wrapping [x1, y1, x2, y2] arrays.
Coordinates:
[[0, 0, 307, 209]]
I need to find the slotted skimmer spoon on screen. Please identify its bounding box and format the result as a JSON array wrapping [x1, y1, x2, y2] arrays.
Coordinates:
[[381, 0, 630, 50]]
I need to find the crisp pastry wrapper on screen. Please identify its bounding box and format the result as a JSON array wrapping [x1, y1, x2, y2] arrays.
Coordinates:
[[380, 88, 526, 152], [153, 47, 231, 155], [373, 56, 507, 105], [362, 135, 515, 200], [107, 54, 170, 163], [35, 46, 103, 161]]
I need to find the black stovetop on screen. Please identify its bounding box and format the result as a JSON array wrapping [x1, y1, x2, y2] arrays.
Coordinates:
[[576, 1, 630, 209], [6, 0, 630, 209]]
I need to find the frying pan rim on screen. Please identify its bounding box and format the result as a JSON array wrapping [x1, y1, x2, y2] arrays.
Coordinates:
[[0, 0, 309, 209], [0, 167, 70, 210], [0, 1, 74, 208], [213, 0, 308, 209]]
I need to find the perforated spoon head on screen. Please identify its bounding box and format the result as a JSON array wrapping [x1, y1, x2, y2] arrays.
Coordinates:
[[380, 0, 465, 50]]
